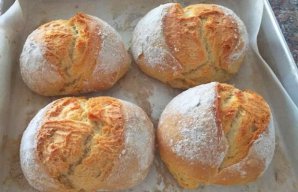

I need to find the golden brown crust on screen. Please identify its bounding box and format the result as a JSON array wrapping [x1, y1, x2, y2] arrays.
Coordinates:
[[36, 97, 125, 191], [29, 13, 102, 94], [44, 13, 101, 84], [212, 156, 265, 185], [217, 83, 271, 169], [164, 4, 207, 70], [157, 82, 273, 189], [163, 4, 246, 88], [132, 4, 247, 89]]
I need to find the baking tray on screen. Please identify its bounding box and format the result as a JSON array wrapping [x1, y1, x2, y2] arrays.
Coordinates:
[[0, 0, 298, 191], [258, 0, 298, 108]]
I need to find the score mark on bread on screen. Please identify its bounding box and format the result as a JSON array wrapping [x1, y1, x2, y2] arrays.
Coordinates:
[[216, 84, 271, 169]]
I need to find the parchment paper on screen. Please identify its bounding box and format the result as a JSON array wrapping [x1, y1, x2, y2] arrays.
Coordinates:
[[0, 0, 298, 191]]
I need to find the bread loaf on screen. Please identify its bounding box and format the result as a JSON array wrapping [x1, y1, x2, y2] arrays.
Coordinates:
[[132, 3, 248, 89], [20, 13, 130, 96], [157, 82, 274, 189], [20, 97, 154, 191]]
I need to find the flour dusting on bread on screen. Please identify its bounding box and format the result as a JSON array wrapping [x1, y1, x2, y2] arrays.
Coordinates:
[[162, 82, 227, 166], [20, 13, 130, 96], [20, 97, 154, 191], [92, 17, 130, 82], [131, 3, 181, 72], [158, 82, 274, 188]]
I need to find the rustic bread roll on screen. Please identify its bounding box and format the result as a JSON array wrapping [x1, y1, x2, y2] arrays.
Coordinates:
[[20, 97, 154, 191], [132, 3, 248, 89], [157, 82, 275, 189], [20, 13, 130, 96]]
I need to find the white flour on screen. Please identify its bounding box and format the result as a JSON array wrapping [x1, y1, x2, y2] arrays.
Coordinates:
[[131, 3, 181, 72], [161, 82, 227, 166], [93, 17, 128, 76], [105, 100, 154, 188]]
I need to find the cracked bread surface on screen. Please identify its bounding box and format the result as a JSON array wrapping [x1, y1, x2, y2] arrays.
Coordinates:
[[132, 3, 248, 89], [20, 13, 130, 96], [20, 97, 154, 191], [157, 82, 274, 189]]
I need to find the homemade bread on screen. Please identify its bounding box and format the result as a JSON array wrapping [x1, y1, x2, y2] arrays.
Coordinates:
[[20, 97, 154, 191], [132, 3, 248, 89], [157, 82, 274, 189], [20, 13, 130, 96]]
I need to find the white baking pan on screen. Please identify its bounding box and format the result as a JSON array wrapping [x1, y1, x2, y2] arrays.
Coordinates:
[[0, 0, 297, 191]]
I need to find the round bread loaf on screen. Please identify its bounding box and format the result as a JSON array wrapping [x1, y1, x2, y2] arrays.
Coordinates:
[[20, 97, 154, 191], [157, 82, 274, 189], [20, 13, 130, 96], [132, 3, 248, 89]]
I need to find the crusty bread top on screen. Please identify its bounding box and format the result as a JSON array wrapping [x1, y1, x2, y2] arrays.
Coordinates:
[[164, 4, 247, 73], [216, 83, 271, 169], [20, 13, 130, 96], [40, 13, 101, 83], [157, 82, 274, 188], [24, 13, 101, 94], [132, 3, 248, 88], [36, 97, 124, 190], [20, 97, 154, 191]]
